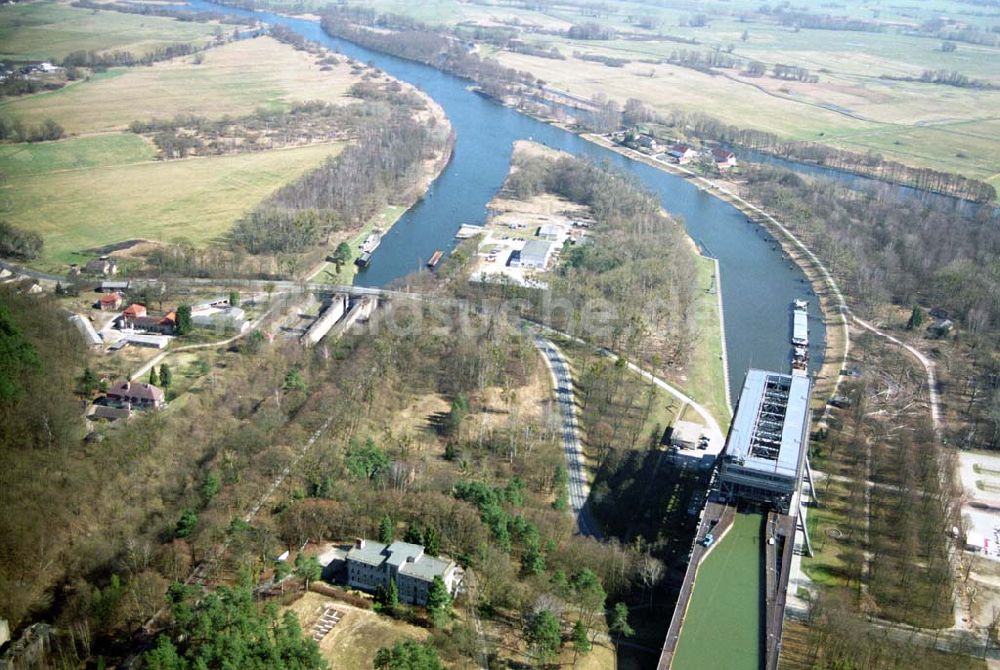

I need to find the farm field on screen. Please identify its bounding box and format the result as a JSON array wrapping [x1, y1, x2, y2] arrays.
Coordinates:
[[306, 0, 1000, 192], [0, 0, 220, 61], [0, 133, 154, 177], [0, 141, 343, 268], [0, 36, 364, 135]]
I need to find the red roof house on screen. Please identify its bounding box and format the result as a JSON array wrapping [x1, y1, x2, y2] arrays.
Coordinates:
[[122, 304, 147, 319], [98, 292, 124, 311], [711, 148, 737, 170]]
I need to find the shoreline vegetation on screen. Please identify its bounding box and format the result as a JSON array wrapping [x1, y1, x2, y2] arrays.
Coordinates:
[[306, 91, 453, 286]]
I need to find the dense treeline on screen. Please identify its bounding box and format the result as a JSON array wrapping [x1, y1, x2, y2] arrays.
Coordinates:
[[741, 166, 1000, 448], [0, 117, 64, 143], [231, 107, 451, 254], [743, 166, 1000, 328], [129, 102, 360, 159], [1, 287, 348, 663], [881, 69, 999, 90], [576, 52, 630, 67], [807, 333, 960, 628], [261, 301, 650, 664], [566, 22, 615, 40], [0, 221, 44, 260], [915, 18, 1000, 46], [508, 42, 565, 60], [664, 47, 739, 74], [0, 290, 87, 626], [500, 151, 697, 365], [772, 9, 885, 32], [0, 76, 64, 98], [320, 10, 540, 101], [647, 110, 996, 202], [145, 585, 325, 670], [60, 42, 206, 69]]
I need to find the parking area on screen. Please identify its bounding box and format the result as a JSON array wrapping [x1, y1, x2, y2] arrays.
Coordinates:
[[958, 450, 1000, 560]]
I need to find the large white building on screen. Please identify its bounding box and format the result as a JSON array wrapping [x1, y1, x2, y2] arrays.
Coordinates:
[[719, 369, 812, 514], [346, 539, 462, 606], [511, 240, 555, 269]]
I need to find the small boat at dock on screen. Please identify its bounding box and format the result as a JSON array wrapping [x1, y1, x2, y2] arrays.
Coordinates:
[[427, 250, 443, 268]]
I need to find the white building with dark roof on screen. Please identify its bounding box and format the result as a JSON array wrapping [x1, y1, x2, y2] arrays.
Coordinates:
[[345, 539, 461, 606]]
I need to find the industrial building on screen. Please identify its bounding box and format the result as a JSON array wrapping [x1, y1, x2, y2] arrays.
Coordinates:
[[719, 369, 812, 514]]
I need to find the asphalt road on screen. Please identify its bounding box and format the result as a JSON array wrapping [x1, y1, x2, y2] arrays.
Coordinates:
[[533, 335, 600, 538]]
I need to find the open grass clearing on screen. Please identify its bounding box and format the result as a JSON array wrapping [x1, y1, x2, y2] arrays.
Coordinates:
[[801, 476, 853, 588], [0, 133, 154, 176], [1, 141, 343, 269], [0, 36, 365, 135], [281, 591, 430, 669], [0, 0, 220, 62]]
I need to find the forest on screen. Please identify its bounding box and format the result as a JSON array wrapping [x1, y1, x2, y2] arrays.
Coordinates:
[[320, 9, 541, 101], [740, 166, 1000, 449], [0, 282, 659, 667], [231, 105, 451, 255]]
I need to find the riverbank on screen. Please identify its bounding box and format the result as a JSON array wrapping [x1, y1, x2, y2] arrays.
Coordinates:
[[582, 132, 849, 414], [305, 83, 454, 285]]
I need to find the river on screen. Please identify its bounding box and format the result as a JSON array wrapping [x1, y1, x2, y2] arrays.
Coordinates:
[[186, 0, 826, 395]]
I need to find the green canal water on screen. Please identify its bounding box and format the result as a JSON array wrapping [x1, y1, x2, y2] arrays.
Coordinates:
[[672, 512, 764, 670]]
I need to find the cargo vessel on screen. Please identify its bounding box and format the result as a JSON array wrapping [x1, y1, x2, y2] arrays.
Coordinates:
[[360, 230, 382, 254], [791, 299, 809, 374]]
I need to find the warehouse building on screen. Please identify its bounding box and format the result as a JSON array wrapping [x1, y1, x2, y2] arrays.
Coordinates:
[[719, 369, 812, 514]]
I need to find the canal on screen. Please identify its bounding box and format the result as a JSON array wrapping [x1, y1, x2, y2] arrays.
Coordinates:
[[188, 0, 824, 398], [672, 513, 765, 670]]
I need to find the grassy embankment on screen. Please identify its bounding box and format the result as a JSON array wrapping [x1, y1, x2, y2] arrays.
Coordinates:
[[685, 254, 732, 425], [0, 36, 362, 270]]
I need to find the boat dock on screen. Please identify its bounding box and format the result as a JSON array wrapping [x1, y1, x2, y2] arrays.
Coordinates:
[[454, 224, 484, 239]]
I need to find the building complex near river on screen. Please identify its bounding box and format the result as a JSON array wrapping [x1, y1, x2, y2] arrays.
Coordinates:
[[345, 539, 462, 606]]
